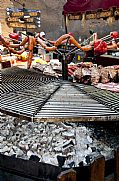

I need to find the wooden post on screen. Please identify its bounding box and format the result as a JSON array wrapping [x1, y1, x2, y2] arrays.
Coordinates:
[[114, 147, 119, 181], [57, 169, 76, 181], [90, 155, 105, 181]]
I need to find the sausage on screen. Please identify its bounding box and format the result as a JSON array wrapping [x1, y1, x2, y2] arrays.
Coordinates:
[[45, 46, 57, 51], [28, 36, 34, 51], [107, 42, 117, 50], [47, 40, 56, 45], [9, 36, 29, 48], [33, 37, 36, 47], [80, 45, 92, 51], [8, 47, 25, 55], [9, 44, 20, 48], [37, 34, 93, 52], [27, 36, 34, 69], [27, 51, 33, 69], [37, 38, 57, 51], [68, 36, 82, 49], [69, 36, 92, 51], [19, 36, 29, 46], [54, 34, 70, 47], [37, 38, 47, 49], [0, 34, 10, 47]]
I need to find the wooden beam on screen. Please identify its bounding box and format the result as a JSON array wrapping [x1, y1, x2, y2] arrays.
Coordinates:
[[64, 15, 68, 34], [114, 147, 119, 181], [90, 155, 105, 181]]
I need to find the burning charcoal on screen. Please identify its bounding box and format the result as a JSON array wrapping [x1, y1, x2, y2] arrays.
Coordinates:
[[91, 147, 96, 152], [87, 135, 93, 143], [15, 149, 24, 157], [55, 140, 75, 152], [11, 154, 16, 158], [85, 155, 91, 165], [62, 131, 74, 138], [57, 155, 66, 167], [60, 122, 72, 129], [63, 122, 75, 127], [79, 161, 84, 167], [0, 136, 6, 143], [63, 140, 74, 149], [29, 155, 40, 162], [85, 144, 92, 155], [9, 149, 16, 156], [31, 143, 38, 150], [68, 161, 75, 168], [96, 149, 101, 153], [0, 146, 10, 153]]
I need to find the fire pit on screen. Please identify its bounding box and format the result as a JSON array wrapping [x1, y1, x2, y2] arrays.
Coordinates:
[[0, 114, 118, 181]]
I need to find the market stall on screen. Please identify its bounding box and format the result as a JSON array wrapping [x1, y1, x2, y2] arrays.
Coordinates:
[[63, 0, 119, 37], [63, 0, 119, 15]]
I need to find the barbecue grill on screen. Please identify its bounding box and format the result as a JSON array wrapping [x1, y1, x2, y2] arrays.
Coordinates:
[[0, 67, 119, 122]]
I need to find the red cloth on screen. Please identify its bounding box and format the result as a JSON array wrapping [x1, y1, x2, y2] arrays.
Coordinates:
[[63, 0, 119, 14]]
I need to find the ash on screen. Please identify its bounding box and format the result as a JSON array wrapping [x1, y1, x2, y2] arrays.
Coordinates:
[[0, 112, 119, 168]]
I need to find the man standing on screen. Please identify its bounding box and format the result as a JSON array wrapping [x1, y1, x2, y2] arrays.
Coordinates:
[[38, 31, 46, 60]]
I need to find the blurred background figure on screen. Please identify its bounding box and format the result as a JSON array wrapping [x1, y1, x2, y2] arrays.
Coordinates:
[[38, 31, 46, 60], [40, 31, 46, 39]]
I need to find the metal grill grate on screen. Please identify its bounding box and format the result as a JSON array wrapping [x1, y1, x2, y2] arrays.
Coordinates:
[[34, 83, 119, 121], [0, 67, 119, 121], [74, 84, 119, 113]]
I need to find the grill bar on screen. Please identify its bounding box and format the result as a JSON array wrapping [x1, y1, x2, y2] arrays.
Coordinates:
[[74, 84, 119, 112], [34, 83, 118, 120]]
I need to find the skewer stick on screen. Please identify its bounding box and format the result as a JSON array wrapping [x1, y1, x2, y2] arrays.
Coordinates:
[[37, 36, 63, 55], [100, 35, 111, 41]]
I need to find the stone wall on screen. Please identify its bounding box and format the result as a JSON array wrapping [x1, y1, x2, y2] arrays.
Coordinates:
[[14, 0, 119, 40], [12, 0, 67, 39], [0, 0, 119, 40], [66, 16, 119, 40], [0, 0, 13, 36]]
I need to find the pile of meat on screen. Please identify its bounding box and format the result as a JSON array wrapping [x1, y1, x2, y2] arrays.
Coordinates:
[[68, 63, 119, 85]]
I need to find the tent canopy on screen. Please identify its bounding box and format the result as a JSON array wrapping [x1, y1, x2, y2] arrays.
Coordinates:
[[63, 0, 119, 15]]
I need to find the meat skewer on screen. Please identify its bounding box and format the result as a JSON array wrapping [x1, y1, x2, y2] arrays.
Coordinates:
[[0, 31, 118, 69]]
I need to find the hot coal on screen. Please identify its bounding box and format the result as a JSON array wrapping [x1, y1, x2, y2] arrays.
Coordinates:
[[0, 113, 118, 167]]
